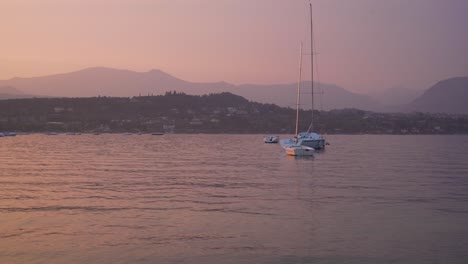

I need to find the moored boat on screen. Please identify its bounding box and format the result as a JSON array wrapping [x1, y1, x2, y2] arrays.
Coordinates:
[[282, 1, 325, 154], [264, 135, 279, 143], [285, 144, 314, 156], [0, 132, 16, 137], [280, 132, 325, 150]]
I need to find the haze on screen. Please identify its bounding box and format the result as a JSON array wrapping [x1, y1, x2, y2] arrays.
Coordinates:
[[1, 0, 467, 94]]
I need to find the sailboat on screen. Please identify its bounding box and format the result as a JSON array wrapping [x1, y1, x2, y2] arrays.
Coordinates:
[[282, 43, 314, 156], [281, 2, 325, 155]]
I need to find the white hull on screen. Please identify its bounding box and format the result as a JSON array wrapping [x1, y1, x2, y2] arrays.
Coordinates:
[[280, 132, 326, 150], [285, 145, 315, 156], [264, 136, 279, 143], [0, 132, 16, 137]]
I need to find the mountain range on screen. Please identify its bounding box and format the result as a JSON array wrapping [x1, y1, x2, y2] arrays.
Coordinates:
[[0, 67, 466, 114], [405, 77, 468, 114], [0, 86, 37, 99]]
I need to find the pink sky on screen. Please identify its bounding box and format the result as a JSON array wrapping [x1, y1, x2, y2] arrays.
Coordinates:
[[1, 0, 467, 93]]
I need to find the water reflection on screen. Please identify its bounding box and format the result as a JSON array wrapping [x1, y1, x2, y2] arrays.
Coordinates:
[[1, 134, 468, 263]]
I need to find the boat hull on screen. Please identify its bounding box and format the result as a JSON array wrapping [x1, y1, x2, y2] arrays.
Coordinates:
[[285, 145, 315, 156], [264, 136, 279, 143], [280, 138, 325, 150], [300, 138, 325, 150], [0, 132, 16, 137]]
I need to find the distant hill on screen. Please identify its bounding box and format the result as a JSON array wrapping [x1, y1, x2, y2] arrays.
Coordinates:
[[0, 67, 381, 111], [0, 86, 38, 100], [0, 67, 233, 97], [406, 77, 468, 114], [1, 93, 467, 134], [368, 86, 422, 106], [234, 82, 383, 111]]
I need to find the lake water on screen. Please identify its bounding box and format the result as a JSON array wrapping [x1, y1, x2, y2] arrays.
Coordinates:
[[1, 134, 468, 264]]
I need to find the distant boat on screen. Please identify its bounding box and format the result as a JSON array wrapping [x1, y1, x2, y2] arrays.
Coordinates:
[[264, 135, 279, 143], [151, 132, 164, 136], [281, 2, 325, 154], [0, 132, 16, 137], [46, 132, 58, 135], [121, 132, 132, 135]]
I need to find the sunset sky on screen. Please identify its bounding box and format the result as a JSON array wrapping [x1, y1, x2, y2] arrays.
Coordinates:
[[1, 0, 467, 93]]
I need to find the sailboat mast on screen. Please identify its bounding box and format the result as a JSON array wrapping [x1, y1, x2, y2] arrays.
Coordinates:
[[308, 1, 314, 133], [295, 43, 303, 138]]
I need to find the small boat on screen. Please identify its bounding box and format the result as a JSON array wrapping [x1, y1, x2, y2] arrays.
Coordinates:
[[46, 132, 58, 135], [151, 132, 164, 136], [285, 145, 314, 156], [264, 135, 279, 143], [0, 132, 16, 137]]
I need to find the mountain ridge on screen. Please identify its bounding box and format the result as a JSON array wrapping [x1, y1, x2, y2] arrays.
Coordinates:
[[1, 67, 466, 114], [406, 76, 468, 114], [0, 67, 379, 111]]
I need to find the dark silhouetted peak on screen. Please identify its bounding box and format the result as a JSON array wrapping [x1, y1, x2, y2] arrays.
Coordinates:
[[424, 77, 468, 96], [204, 92, 249, 105], [407, 76, 468, 114]]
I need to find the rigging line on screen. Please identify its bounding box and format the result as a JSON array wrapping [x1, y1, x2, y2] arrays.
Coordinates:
[[296, 42, 304, 137], [307, 1, 314, 133], [312, 11, 323, 112], [305, 1, 323, 112]]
